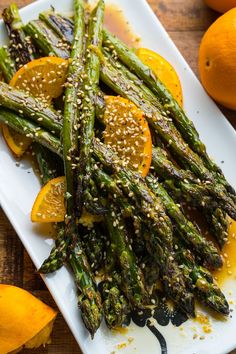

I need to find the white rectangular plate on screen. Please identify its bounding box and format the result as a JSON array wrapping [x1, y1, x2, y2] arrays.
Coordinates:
[[0, 1, 236, 353]]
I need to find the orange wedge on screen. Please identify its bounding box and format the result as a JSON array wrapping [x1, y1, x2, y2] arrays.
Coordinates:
[[31, 176, 66, 223], [136, 48, 183, 106], [0, 284, 57, 354], [103, 96, 152, 177], [2, 124, 31, 157], [31, 176, 102, 225], [3, 57, 68, 157]]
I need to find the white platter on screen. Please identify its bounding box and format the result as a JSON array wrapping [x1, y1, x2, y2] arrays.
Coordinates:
[[0, 0, 236, 353]]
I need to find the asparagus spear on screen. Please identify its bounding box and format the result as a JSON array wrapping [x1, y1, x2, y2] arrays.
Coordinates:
[[93, 167, 133, 217], [0, 47, 16, 83], [39, 224, 69, 274], [63, 0, 85, 217], [81, 226, 105, 272], [32, 142, 64, 185], [105, 204, 147, 307], [64, 0, 103, 336], [146, 175, 222, 269], [175, 245, 229, 315], [77, 0, 105, 215], [24, 20, 70, 59], [2, 4, 36, 69], [0, 82, 62, 135], [39, 11, 74, 44], [70, 238, 103, 337], [143, 226, 195, 316], [99, 277, 130, 328]]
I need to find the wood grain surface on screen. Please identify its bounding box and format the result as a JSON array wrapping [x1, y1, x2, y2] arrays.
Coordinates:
[[0, 1, 235, 353]]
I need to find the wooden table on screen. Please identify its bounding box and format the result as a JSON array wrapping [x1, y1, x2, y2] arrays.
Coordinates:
[[0, 0, 235, 353]]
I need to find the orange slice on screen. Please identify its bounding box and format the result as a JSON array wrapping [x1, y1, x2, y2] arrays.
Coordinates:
[[0, 284, 57, 354], [103, 96, 152, 177], [9, 56, 68, 102], [31, 176, 102, 225], [2, 124, 31, 157], [31, 176, 66, 223], [3, 57, 68, 157], [136, 48, 183, 107]]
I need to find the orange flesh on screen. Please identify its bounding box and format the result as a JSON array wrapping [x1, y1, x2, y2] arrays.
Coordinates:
[[0, 284, 57, 353], [2, 125, 31, 157], [103, 96, 152, 177], [31, 176, 102, 224], [31, 176, 66, 223], [9, 57, 68, 103], [136, 48, 183, 107]]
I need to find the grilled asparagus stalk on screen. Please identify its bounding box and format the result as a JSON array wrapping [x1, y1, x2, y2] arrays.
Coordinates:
[[77, 0, 105, 214], [2, 4, 36, 69], [99, 276, 130, 328], [105, 203, 147, 307], [175, 245, 229, 315], [0, 47, 16, 83], [39, 11, 74, 44], [24, 20, 70, 59], [70, 238, 103, 337]]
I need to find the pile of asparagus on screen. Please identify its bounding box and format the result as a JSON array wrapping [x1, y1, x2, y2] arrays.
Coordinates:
[[0, 0, 235, 337]]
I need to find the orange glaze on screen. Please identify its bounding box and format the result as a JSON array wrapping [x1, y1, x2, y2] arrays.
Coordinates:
[[104, 4, 140, 47], [183, 208, 236, 285], [112, 327, 129, 335], [213, 218, 236, 285], [194, 312, 212, 333]]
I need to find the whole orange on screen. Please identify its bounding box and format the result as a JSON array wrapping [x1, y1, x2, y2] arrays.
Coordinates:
[[199, 8, 236, 110], [204, 0, 236, 13]]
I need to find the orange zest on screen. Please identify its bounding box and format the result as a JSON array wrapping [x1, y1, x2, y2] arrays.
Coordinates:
[[136, 47, 183, 107], [103, 96, 152, 177], [31, 176, 102, 225], [0, 284, 57, 353], [204, 0, 236, 13], [2, 125, 31, 157], [3, 57, 68, 157]]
